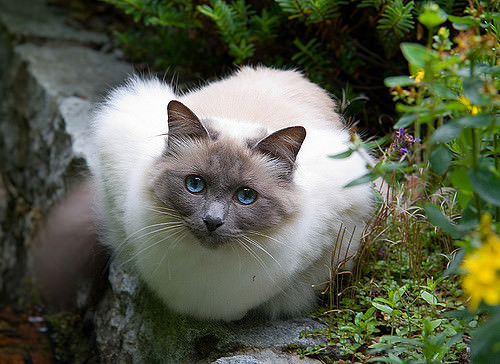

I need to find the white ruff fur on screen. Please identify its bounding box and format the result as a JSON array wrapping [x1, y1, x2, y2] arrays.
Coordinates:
[[89, 67, 374, 321]]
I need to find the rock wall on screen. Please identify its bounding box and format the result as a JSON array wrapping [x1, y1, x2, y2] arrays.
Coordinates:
[[0, 0, 132, 303], [0, 1, 329, 363]]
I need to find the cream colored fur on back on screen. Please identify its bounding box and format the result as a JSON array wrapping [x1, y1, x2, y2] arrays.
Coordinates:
[[89, 66, 373, 321]]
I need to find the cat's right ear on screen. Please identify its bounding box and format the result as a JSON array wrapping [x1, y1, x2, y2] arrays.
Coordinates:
[[167, 100, 209, 147], [254, 126, 306, 176]]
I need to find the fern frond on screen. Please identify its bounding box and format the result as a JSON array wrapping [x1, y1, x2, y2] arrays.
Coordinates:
[[250, 8, 281, 40], [276, 0, 347, 24], [292, 38, 331, 69], [198, 0, 258, 63], [359, 0, 389, 10], [377, 0, 415, 38]]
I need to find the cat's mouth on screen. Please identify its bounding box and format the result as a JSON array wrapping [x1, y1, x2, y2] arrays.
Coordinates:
[[189, 228, 239, 249]]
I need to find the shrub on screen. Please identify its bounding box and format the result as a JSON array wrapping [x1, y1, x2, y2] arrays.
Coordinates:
[[100, 0, 470, 131], [100, 0, 499, 362]]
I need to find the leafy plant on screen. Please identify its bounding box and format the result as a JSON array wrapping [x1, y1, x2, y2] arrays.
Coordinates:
[[377, 0, 415, 38], [101, 0, 471, 131], [97, 0, 498, 362]]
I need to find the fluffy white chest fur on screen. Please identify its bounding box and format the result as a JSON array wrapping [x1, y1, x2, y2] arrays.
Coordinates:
[[89, 67, 373, 321]]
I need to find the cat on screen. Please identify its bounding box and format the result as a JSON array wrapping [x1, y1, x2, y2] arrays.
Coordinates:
[[89, 66, 374, 321]]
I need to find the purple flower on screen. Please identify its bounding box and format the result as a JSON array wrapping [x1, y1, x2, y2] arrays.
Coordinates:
[[400, 147, 409, 155], [396, 128, 405, 138]]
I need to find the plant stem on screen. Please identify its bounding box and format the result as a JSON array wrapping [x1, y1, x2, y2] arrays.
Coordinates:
[[471, 128, 481, 217], [496, 133, 500, 221]]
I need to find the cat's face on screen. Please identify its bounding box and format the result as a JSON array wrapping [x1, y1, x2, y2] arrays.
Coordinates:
[[151, 101, 306, 248]]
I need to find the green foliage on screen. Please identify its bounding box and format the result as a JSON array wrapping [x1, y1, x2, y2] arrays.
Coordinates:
[[198, 0, 281, 62], [102, 0, 201, 27], [276, 0, 346, 23], [297, 234, 470, 362], [377, 0, 415, 38], [100, 0, 471, 128], [321, 2, 499, 361], [98, 0, 498, 361]]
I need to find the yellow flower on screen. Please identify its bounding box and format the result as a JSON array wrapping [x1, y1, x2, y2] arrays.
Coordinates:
[[411, 69, 425, 83], [458, 95, 480, 115], [461, 214, 500, 310], [458, 95, 471, 107]]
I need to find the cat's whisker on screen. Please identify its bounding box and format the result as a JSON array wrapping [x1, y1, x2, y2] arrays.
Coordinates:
[[120, 222, 183, 244], [246, 230, 300, 254], [231, 244, 243, 276], [165, 231, 188, 280], [114, 222, 185, 256], [241, 235, 281, 267], [119, 225, 185, 268], [237, 238, 268, 273], [152, 229, 186, 277], [237, 238, 287, 296], [144, 205, 181, 217], [144, 203, 177, 211]]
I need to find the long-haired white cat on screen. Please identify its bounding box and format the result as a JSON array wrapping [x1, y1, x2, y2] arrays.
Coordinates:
[[89, 66, 373, 321]]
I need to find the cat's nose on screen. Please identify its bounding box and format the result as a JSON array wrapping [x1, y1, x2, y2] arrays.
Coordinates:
[[203, 216, 224, 232]]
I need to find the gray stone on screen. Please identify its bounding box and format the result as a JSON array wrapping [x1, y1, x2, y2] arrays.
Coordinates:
[[212, 355, 264, 364], [0, 0, 107, 46], [213, 349, 322, 364], [0, 2, 131, 302], [94, 262, 328, 364], [15, 43, 132, 102]]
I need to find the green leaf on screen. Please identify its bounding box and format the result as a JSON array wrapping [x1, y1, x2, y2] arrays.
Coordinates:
[[448, 15, 476, 30], [344, 172, 378, 188], [450, 168, 474, 208], [471, 310, 500, 363], [428, 81, 457, 99], [468, 169, 500, 206], [377, 0, 415, 37], [384, 75, 416, 87], [394, 112, 416, 129], [380, 161, 408, 172], [455, 114, 494, 128], [430, 145, 452, 175], [421, 290, 437, 305], [421, 290, 446, 306], [418, 6, 447, 28], [330, 149, 354, 159], [401, 43, 429, 68], [424, 204, 461, 238], [372, 302, 393, 315], [363, 135, 389, 151], [448, 15, 476, 25], [463, 77, 488, 105], [443, 248, 465, 276], [441, 101, 468, 112], [381, 335, 424, 347], [430, 122, 464, 143]]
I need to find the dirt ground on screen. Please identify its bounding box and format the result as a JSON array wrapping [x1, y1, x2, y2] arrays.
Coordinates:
[[0, 306, 54, 364]]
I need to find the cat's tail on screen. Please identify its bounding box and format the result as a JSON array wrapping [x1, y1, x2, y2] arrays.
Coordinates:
[[32, 178, 110, 310]]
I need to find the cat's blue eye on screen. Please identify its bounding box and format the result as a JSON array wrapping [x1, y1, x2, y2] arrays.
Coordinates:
[[185, 175, 206, 193], [236, 187, 257, 205]]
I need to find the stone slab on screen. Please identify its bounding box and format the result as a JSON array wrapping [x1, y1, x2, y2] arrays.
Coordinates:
[[0, 0, 107, 45], [94, 263, 328, 363], [15, 43, 132, 102]]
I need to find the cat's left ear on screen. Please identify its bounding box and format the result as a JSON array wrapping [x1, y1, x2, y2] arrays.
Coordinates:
[[254, 126, 306, 174], [167, 100, 209, 147]]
